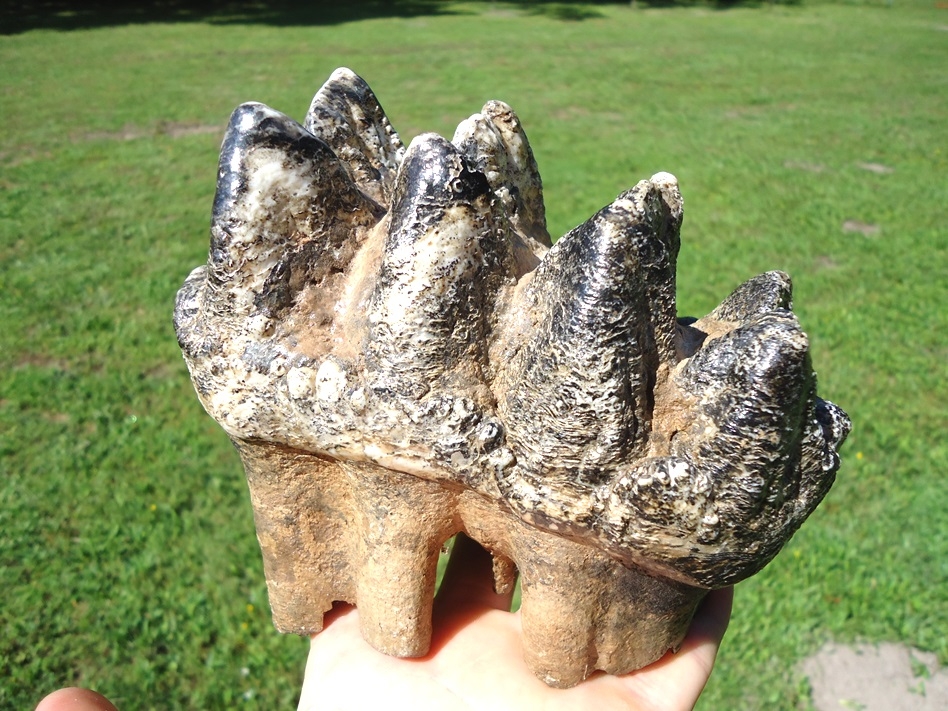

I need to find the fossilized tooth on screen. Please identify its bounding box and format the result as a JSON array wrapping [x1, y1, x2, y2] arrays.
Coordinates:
[[174, 67, 850, 688], [453, 100, 551, 274], [497, 175, 682, 495], [304, 67, 405, 206]]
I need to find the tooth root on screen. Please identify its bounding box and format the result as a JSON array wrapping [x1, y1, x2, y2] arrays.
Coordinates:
[[366, 133, 511, 397], [304, 67, 405, 206], [708, 270, 794, 323], [453, 101, 551, 264], [499, 177, 682, 486], [514, 524, 701, 687], [344, 462, 457, 657], [209, 102, 383, 317], [234, 441, 356, 636], [491, 552, 518, 595]]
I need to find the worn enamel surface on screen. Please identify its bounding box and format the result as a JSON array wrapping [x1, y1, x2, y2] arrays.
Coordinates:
[[175, 68, 850, 687]]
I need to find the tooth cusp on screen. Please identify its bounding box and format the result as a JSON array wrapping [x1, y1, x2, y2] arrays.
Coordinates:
[[499, 177, 685, 487], [304, 67, 405, 205], [453, 100, 550, 252], [710, 270, 794, 323], [365, 134, 511, 400], [208, 102, 383, 323]]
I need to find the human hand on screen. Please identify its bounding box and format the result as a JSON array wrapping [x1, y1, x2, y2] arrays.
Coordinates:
[[300, 534, 733, 711], [34, 536, 731, 711]]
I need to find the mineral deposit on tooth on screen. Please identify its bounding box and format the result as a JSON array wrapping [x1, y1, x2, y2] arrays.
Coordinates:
[[174, 67, 851, 688]]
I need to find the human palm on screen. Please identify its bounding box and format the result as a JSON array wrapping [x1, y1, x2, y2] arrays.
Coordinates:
[[300, 535, 733, 711]]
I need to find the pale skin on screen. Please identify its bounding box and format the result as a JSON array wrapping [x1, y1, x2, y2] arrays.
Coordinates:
[[37, 535, 733, 711]]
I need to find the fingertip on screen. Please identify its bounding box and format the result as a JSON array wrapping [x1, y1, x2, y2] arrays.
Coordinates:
[[690, 585, 734, 646], [36, 688, 118, 711]]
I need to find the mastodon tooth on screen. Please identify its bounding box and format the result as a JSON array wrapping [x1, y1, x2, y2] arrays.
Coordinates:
[[500, 176, 682, 488], [174, 68, 852, 687], [304, 67, 405, 206], [365, 133, 512, 399]]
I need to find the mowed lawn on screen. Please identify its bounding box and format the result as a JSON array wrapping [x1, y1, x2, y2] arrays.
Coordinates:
[[1, 1, 945, 708]]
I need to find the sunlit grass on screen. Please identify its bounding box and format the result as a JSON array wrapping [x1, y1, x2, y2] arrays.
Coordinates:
[[1, 2, 945, 708]]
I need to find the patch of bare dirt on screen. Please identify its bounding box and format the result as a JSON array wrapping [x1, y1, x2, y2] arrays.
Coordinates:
[[856, 162, 894, 175], [81, 122, 223, 142], [16, 353, 70, 371], [800, 642, 948, 711], [842, 220, 881, 237], [785, 160, 826, 173]]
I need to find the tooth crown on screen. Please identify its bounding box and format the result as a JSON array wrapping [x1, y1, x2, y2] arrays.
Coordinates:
[[174, 67, 850, 687]]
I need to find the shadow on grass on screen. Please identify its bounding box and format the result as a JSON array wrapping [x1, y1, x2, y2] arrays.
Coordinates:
[[0, 0, 794, 34], [0, 0, 454, 34]]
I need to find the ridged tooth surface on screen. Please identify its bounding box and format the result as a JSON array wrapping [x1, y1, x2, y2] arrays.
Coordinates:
[[708, 270, 794, 323], [453, 100, 550, 264], [794, 396, 851, 518], [304, 67, 405, 206], [206, 102, 383, 321], [365, 133, 512, 399], [597, 309, 821, 586], [499, 177, 682, 491]]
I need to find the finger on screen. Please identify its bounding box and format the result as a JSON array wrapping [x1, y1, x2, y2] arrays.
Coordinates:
[[435, 533, 516, 613], [35, 688, 118, 711], [680, 585, 734, 665], [609, 586, 733, 711]]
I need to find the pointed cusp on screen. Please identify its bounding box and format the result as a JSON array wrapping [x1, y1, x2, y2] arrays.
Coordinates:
[[365, 133, 512, 399], [304, 67, 405, 206], [668, 310, 819, 578], [207, 102, 383, 318], [499, 176, 683, 487], [794, 396, 851, 520], [708, 270, 794, 323], [594, 309, 841, 588], [453, 100, 551, 254], [675, 310, 813, 504]]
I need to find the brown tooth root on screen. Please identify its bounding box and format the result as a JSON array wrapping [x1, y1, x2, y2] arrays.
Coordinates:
[[233, 441, 354, 636], [344, 462, 457, 657], [175, 68, 851, 688], [513, 522, 704, 689]]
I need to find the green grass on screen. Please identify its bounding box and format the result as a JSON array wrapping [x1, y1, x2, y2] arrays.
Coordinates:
[[1, 1, 946, 708]]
